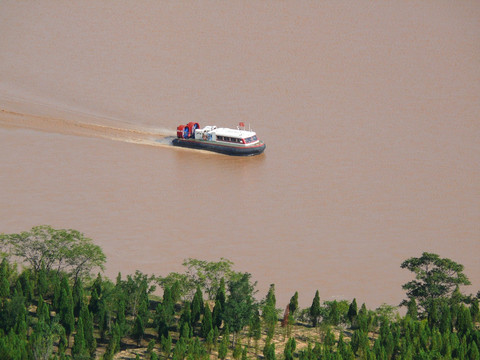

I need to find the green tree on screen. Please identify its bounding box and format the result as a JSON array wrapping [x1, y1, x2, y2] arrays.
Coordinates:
[[201, 304, 213, 338], [30, 318, 61, 360], [289, 291, 299, 315], [157, 272, 195, 301], [155, 303, 169, 340], [263, 341, 276, 360], [160, 333, 172, 358], [328, 300, 340, 326], [263, 284, 277, 339], [0, 257, 10, 298], [233, 341, 242, 360], [213, 277, 226, 328], [347, 298, 358, 325], [470, 341, 480, 360], [132, 316, 145, 346], [2, 226, 106, 283], [249, 308, 261, 337], [117, 270, 155, 320], [309, 290, 321, 327], [72, 317, 87, 358], [80, 304, 96, 357], [182, 258, 237, 299], [59, 286, 75, 345], [218, 330, 229, 360], [162, 285, 175, 326], [18, 270, 34, 304], [37, 264, 49, 299], [213, 298, 223, 329], [284, 337, 296, 360], [0, 290, 26, 333], [224, 272, 257, 343], [37, 295, 50, 324], [191, 285, 204, 325], [400, 252, 471, 316], [406, 297, 418, 320], [470, 297, 479, 323], [72, 277, 85, 317]]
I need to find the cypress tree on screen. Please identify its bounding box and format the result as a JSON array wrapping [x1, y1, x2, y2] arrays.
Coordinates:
[[179, 301, 192, 338], [470, 298, 479, 323], [88, 288, 100, 318], [59, 287, 75, 345], [470, 341, 480, 360], [160, 333, 172, 358], [18, 270, 34, 304], [213, 298, 223, 329], [347, 298, 358, 326], [36, 264, 48, 299], [0, 258, 10, 299], [98, 298, 109, 342], [201, 304, 213, 338], [284, 337, 296, 360], [72, 277, 84, 318], [406, 298, 418, 320], [216, 278, 226, 309], [263, 284, 277, 339], [456, 305, 473, 336], [162, 286, 175, 326], [132, 315, 145, 346], [104, 323, 121, 360], [288, 291, 299, 315], [218, 326, 230, 360], [249, 309, 262, 343], [156, 303, 169, 340], [242, 345, 248, 360], [72, 317, 86, 358], [233, 341, 243, 360], [171, 280, 182, 303], [440, 302, 452, 334], [52, 274, 62, 312], [213, 278, 226, 328], [37, 295, 50, 324], [206, 329, 215, 353], [309, 290, 321, 327], [92, 273, 103, 298], [80, 304, 96, 357], [191, 285, 204, 325], [328, 300, 340, 326], [116, 298, 126, 336], [263, 341, 276, 360]]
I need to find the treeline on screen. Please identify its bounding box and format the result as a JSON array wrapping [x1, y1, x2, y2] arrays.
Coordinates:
[[0, 226, 479, 359]]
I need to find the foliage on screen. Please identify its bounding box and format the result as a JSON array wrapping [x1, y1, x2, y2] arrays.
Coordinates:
[[262, 284, 277, 339], [401, 252, 471, 316], [0, 225, 106, 283], [224, 272, 257, 341], [289, 291, 299, 318], [347, 298, 358, 325], [309, 290, 321, 327], [157, 257, 239, 301], [0, 239, 479, 360]]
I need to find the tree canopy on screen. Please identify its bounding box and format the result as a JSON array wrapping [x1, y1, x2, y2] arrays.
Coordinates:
[[0, 225, 106, 283], [157, 257, 239, 300], [401, 252, 471, 315]]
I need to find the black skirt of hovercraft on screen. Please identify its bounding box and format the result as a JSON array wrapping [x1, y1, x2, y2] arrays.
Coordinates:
[[172, 138, 266, 156]]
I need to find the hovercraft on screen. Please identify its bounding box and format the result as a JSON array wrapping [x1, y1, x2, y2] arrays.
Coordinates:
[[172, 122, 266, 156]]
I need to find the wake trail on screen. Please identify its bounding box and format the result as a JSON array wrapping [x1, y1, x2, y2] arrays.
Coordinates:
[[0, 107, 176, 148]]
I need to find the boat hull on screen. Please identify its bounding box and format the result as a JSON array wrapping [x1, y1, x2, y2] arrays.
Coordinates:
[[172, 138, 266, 156]]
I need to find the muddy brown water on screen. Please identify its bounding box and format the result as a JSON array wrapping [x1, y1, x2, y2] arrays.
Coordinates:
[[1, 1, 479, 308]]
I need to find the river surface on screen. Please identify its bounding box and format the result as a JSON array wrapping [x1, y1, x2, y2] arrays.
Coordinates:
[[1, 1, 479, 309]]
